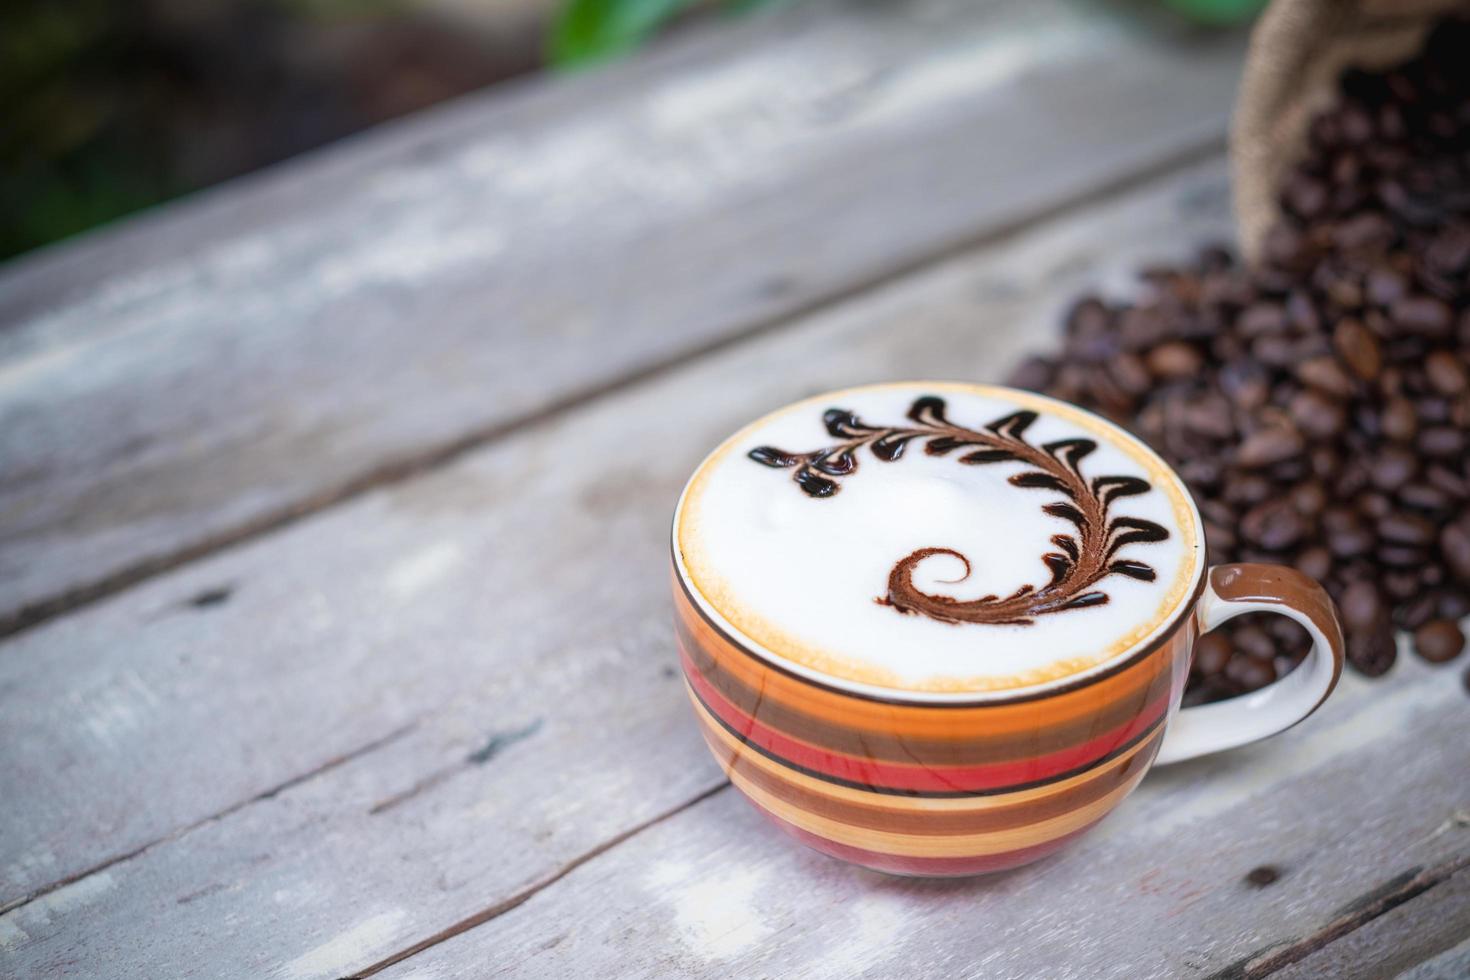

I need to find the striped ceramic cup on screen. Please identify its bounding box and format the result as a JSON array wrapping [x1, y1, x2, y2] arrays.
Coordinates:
[[671, 382, 1346, 876]]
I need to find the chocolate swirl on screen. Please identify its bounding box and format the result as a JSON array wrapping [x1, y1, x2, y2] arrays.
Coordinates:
[[748, 396, 1169, 626]]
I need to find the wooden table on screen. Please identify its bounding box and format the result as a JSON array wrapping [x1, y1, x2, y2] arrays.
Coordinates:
[[2, 1, 1467, 976]]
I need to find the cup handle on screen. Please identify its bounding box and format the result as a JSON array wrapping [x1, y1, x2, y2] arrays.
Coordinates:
[[1154, 563, 1347, 765]]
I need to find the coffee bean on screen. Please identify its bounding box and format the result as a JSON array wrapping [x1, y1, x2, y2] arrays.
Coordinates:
[[1442, 521, 1470, 580], [1289, 390, 1346, 438], [1107, 353, 1153, 396], [1425, 350, 1468, 395], [1397, 593, 1438, 630], [1340, 579, 1384, 631], [1391, 295, 1454, 337], [1348, 620, 1398, 677], [1143, 342, 1203, 380], [1006, 356, 1054, 392], [1369, 447, 1418, 491], [1398, 483, 1452, 513], [1377, 544, 1429, 568], [1333, 319, 1382, 380], [1289, 481, 1329, 517], [1295, 356, 1357, 398], [1193, 633, 1232, 676], [1226, 654, 1278, 691], [1380, 396, 1419, 441], [1241, 500, 1306, 550], [1295, 546, 1333, 581], [1382, 570, 1423, 600], [1237, 426, 1305, 468], [1378, 512, 1437, 546], [1414, 621, 1465, 663], [1418, 425, 1466, 457]]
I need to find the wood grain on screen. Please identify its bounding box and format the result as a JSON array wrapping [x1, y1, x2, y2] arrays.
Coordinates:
[[373, 658, 1470, 980], [0, 159, 1247, 978], [0, 0, 1245, 633], [1269, 858, 1470, 980]]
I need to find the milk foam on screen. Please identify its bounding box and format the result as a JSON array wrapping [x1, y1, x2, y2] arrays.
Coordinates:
[[675, 383, 1203, 698]]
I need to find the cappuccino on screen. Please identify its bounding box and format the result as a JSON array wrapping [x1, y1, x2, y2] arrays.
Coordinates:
[[675, 382, 1203, 697]]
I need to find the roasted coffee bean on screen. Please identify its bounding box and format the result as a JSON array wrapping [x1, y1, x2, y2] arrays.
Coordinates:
[[1290, 481, 1329, 516], [1295, 546, 1333, 581], [1442, 521, 1470, 580], [1340, 579, 1384, 631], [1413, 620, 1466, 663], [1237, 425, 1305, 468], [1289, 390, 1346, 438], [1232, 625, 1278, 662], [1241, 500, 1306, 550], [1380, 396, 1419, 441], [1146, 342, 1204, 380], [1377, 544, 1429, 568], [1399, 482, 1452, 512], [1378, 511, 1437, 546], [1333, 318, 1382, 380], [1396, 593, 1438, 630], [1225, 655, 1277, 691], [1425, 350, 1468, 395], [1295, 356, 1357, 398], [1348, 621, 1398, 677], [1193, 633, 1232, 676], [1358, 493, 1392, 520], [1369, 447, 1418, 491], [1391, 295, 1454, 337], [1382, 570, 1422, 600]]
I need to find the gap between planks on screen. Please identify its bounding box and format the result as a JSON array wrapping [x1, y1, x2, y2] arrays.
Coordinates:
[[1211, 851, 1470, 980], [342, 782, 732, 979], [0, 136, 1225, 645], [0, 723, 417, 918], [337, 795, 1470, 978]]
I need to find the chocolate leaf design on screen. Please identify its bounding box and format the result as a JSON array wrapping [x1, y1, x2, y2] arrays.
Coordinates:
[[747, 395, 1170, 626], [812, 450, 857, 476], [985, 410, 1037, 440], [1106, 517, 1170, 557], [1092, 475, 1151, 505], [958, 448, 1017, 464], [924, 435, 974, 457], [907, 396, 949, 426], [871, 432, 913, 461], [823, 408, 874, 439], [1042, 501, 1088, 528], [794, 469, 838, 498], [1109, 559, 1157, 582], [1010, 472, 1071, 494], [1042, 438, 1097, 474], [748, 446, 798, 467]]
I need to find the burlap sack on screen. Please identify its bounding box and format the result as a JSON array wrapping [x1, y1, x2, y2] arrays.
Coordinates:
[[1231, 0, 1470, 262]]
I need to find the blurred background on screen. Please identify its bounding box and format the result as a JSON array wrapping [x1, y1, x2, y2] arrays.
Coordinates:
[[0, 0, 1262, 263]]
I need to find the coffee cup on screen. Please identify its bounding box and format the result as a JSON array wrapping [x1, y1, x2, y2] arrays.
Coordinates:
[[671, 382, 1345, 876]]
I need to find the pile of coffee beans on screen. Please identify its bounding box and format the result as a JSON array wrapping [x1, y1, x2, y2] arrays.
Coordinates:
[[1007, 17, 1470, 704]]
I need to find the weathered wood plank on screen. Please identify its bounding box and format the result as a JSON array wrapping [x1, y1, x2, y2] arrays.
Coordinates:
[[0, 0, 1246, 632], [377, 658, 1470, 980], [1398, 936, 1470, 980], [0, 159, 1241, 977], [1271, 858, 1470, 980]]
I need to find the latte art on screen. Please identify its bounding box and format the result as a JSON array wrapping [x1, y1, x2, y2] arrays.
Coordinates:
[[747, 395, 1170, 627], [675, 383, 1203, 696]]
